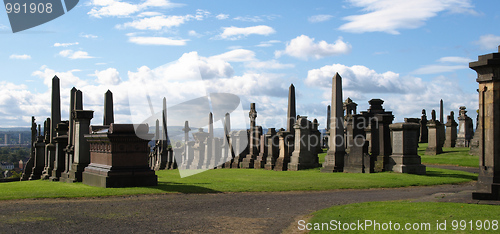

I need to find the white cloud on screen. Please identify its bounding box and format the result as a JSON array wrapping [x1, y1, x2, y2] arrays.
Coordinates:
[[245, 60, 295, 70], [339, 0, 476, 34], [117, 15, 192, 30], [233, 15, 278, 22], [436, 56, 471, 64], [80, 33, 98, 39], [59, 50, 95, 59], [54, 42, 79, 47], [95, 68, 122, 85], [305, 63, 419, 94], [88, 0, 183, 18], [216, 14, 229, 20], [308, 14, 333, 23], [256, 40, 281, 47], [137, 11, 162, 17], [275, 35, 351, 60], [474, 34, 500, 50], [218, 25, 276, 40], [0, 24, 7, 29], [412, 56, 470, 74], [188, 30, 202, 37], [210, 49, 255, 62], [9, 54, 31, 60], [128, 36, 188, 45], [412, 65, 467, 75]]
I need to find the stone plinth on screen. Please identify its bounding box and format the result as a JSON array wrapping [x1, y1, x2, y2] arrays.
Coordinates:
[[387, 123, 426, 175], [420, 110, 428, 143], [444, 113, 458, 148], [426, 112, 443, 155], [470, 47, 500, 200], [231, 130, 248, 168], [264, 128, 279, 170], [254, 134, 267, 169], [343, 137, 372, 173], [49, 122, 69, 181], [29, 135, 45, 180], [456, 106, 474, 147], [274, 130, 292, 171], [288, 117, 319, 171], [82, 124, 157, 188], [64, 110, 93, 183], [241, 126, 261, 169]]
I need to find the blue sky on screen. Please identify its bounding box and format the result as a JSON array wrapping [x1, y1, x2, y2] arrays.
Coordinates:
[[0, 0, 499, 129]]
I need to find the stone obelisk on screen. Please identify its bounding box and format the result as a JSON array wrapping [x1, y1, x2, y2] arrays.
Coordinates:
[[104, 90, 114, 125], [42, 76, 61, 179], [287, 84, 296, 132], [321, 73, 345, 172]]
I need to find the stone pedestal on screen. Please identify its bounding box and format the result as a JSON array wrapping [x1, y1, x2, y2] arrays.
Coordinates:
[[191, 128, 209, 169], [82, 124, 157, 188], [264, 129, 279, 170], [254, 134, 267, 169], [49, 122, 69, 181], [444, 113, 458, 148], [231, 130, 248, 168], [470, 47, 500, 200], [288, 117, 319, 171], [387, 123, 426, 175], [241, 126, 261, 169], [64, 110, 93, 183], [426, 112, 443, 155], [456, 106, 474, 148], [274, 130, 292, 171], [29, 136, 45, 180], [343, 138, 372, 173], [420, 110, 428, 143]]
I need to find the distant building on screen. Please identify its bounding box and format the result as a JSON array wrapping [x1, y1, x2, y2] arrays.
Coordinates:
[[0, 162, 14, 170]]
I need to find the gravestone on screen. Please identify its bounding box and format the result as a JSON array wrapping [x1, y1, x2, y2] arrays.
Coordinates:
[[264, 128, 279, 170], [274, 129, 291, 171], [322, 73, 345, 173], [82, 124, 157, 188], [192, 128, 209, 169], [21, 116, 37, 180], [241, 103, 258, 169], [404, 118, 420, 145], [470, 46, 500, 200], [420, 109, 428, 143], [456, 106, 474, 147], [49, 121, 69, 181], [426, 110, 443, 155], [254, 134, 267, 169], [60, 88, 79, 182], [387, 123, 426, 175], [65, 110, 93, 182], [180, 121, 191, 169], [29, 123, 46, 180], [231, 130, 249, 168], [343, 137, 371, 173], [288, 116, 319, 170], [343, 98, 357, 154], [438, 99, 446, 148], [444, 111, 458, 148], [360, 99, 394, 172]]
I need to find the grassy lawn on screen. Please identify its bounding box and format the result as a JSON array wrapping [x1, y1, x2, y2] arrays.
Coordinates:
[[306, 201, 500, 233], [418, 143, 479, 168], [0, 166, 476, 200]]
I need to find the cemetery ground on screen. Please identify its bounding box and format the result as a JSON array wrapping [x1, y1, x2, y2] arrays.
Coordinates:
[[419, 143, 479, 168]]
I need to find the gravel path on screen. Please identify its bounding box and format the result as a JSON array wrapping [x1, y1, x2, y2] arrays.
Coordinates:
[[0, 182, 479, 233]]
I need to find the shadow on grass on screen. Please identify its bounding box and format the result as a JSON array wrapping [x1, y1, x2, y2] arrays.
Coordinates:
[[154, 181, 222, 194], [425, 170, 477, 181]]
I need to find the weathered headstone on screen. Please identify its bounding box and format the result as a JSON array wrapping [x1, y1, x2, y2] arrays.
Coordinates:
[[321, 73, 345, 173], [426, 110, 443, 155], [456, 106, 474, 147], [444, 111, 458, 148], [83, 124, 156, 188], [274, 129, 291, 171], [231, 130, 249, 168], [241, 103, 258, 169], [192, 128, 209, 169], [29, 122, 46, 180], [49, 121, 69, 181], [343, 137, 371, 173], [66, 110, 93, 182], [470, 47, 500, 200], [264, 128, 279, 170], [288, 116, 319, 170], [419, 109, 428, 143], [254, 134, 267, 169], [387, 123, 426, 175]]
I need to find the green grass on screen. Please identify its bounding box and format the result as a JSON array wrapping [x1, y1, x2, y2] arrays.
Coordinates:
[[306, 201, 500, 233], [0, 167, 476, 200], [419, 143, 479, 168]]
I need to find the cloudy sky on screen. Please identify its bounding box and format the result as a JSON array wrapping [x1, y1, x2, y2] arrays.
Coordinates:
[[0, 0, 498, 129]]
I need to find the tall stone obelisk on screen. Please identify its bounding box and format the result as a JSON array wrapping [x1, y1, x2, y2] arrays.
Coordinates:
[[103, 90, 114, 125], [42, 76, 61, 179], [321, 73, 345, 172], [287, 84, 296, 132]]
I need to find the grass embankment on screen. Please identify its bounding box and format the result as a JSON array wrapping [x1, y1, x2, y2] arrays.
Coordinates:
[[306, 201, 500, 233], [418, 143, 479, 168]]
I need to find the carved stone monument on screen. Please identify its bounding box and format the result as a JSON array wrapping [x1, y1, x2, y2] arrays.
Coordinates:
[[387, 123, 426, 175]]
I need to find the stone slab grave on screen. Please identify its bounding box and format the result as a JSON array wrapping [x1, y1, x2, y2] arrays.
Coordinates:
[[82, 123, 157, 188], [387, 122, 426, 175]]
